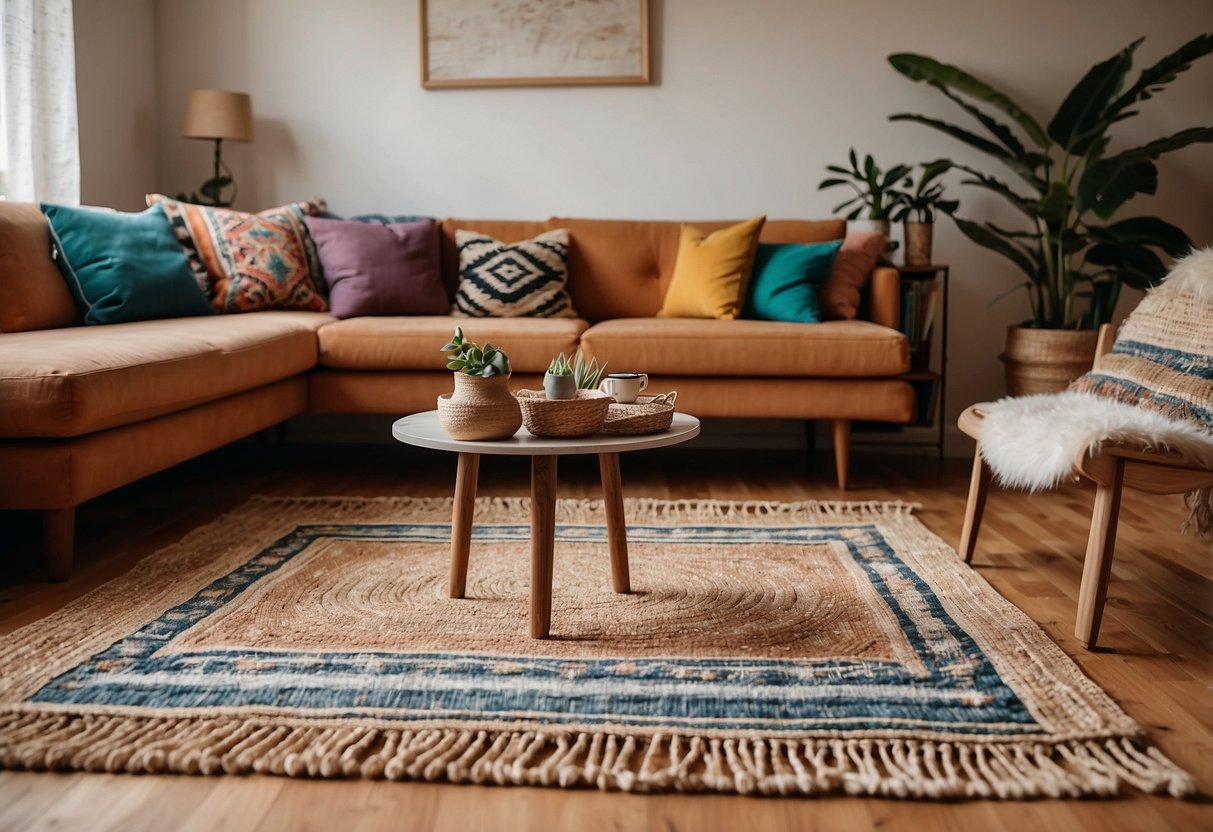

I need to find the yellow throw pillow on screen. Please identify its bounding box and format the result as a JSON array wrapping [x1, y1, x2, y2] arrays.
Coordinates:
[[657, 216, 766, 319]]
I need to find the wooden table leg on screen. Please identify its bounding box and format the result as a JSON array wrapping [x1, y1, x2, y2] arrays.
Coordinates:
[[598, 452, 630, 593], [530, 455, 558, 639], [449, 452, 480, 599]]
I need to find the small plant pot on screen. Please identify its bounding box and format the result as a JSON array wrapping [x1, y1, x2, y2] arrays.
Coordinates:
[[904, 222, 934, 266], [544, 372, 577, 401], [437, 373, 522, 440]]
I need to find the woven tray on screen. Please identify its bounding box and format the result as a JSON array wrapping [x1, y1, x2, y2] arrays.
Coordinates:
[[515, 389, 612, 437], [600, 392, 677, 435]]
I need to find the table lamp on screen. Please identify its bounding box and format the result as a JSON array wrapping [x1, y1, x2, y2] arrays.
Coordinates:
[[180, 89, 253, 207]]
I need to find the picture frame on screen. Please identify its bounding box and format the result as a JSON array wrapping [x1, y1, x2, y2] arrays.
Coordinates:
[[420, 0, 651, 89]]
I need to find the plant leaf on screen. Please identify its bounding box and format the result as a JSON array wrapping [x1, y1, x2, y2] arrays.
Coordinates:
[[952, 216, 1040, 280], [1047, 40, 1139, 153], [1086, 241, 1167, 289], [1087, 216, 1192, 257], [888, 53, 1050, 148], [1107, 33, 1213, 118], [1078, 127, 1213, 218]]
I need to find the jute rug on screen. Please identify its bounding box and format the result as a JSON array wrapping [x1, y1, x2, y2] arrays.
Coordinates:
[[0, 497, 1195, 799]]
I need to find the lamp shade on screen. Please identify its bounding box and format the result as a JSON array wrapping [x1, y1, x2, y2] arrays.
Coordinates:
[[182, 89, 254, 142]]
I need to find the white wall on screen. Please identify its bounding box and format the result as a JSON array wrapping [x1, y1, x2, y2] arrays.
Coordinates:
[[143, 0, 1213, 452], [74, 0, 157, 210]]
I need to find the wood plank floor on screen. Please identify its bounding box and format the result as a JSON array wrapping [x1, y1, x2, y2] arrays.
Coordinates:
[[1, 440, 1211, 831]]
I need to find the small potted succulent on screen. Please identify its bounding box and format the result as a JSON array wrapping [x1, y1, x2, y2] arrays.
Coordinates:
[[437, 327, 521, 440], [545, 353, 576, 400], [572, 350, 607, 391]]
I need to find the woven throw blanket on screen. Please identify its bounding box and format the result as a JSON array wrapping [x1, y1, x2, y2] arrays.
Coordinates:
[[983, 248, 1213, 535], [0, 497, 1194, 799]]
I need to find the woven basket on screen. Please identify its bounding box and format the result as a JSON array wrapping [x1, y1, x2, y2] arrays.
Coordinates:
[[437, 373, 522, 440], [516, 389, 611, 437], [1001, 326, 1099, 396], [601, 392, 677, 435]]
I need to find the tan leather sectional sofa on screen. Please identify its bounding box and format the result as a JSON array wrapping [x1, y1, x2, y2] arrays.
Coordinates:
[[0, 205, 913, 579]]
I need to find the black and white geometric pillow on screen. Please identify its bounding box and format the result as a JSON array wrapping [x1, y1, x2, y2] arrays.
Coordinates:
[[452, 229, 576, 318]]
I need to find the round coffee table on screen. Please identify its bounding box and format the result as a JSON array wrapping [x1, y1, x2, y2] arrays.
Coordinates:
[[392, 411, 700, 638]]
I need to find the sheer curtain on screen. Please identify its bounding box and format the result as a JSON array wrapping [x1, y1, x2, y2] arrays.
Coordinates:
[[0, 0, 79, 203]]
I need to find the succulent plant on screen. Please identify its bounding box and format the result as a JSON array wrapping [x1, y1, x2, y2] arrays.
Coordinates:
[[439, 327, 511, 377], [547, 353, 573, 376], [573, 351, 606, 389]]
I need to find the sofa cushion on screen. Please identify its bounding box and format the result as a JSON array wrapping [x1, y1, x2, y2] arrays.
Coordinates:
[[452, 229, 576, 318], [316, 316, 588, 373], [553, 217, 846, 321], [304, 216, 448, 318], [148, 195, 328, 314], [42, 203, 214, 325], [657, 217, 766, 320], [580, 318, 909, 378], [821, 229, 887, 320], [439, 219, 552, 297], [0, 311, 331, 437], [0, 202, 81, 332], [742, 240, 842, 323]]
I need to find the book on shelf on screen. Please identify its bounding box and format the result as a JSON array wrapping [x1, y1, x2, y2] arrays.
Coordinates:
[[899, 276, 940, 369]]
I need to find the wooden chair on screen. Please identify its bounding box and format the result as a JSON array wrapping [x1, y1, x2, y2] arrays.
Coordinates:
[[957, 324, 1213, 650]]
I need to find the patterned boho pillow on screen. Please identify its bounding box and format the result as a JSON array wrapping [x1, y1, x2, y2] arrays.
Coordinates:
[[1069, 248, 1213, 432], [451, 229, 575, 318], [147, 194, 327, 313]]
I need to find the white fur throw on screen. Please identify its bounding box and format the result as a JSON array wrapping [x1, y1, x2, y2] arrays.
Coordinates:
[[980, 391, 1213, 493]]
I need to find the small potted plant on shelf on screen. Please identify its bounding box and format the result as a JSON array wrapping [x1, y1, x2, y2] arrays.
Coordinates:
[[544, 353, 576, 400], [437, 326, 521, 440], [889, 160, 958, 267], [818, 149, 913, 240]]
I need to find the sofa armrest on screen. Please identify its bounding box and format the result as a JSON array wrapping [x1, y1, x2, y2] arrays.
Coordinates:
[[868, 266, 901, 331]]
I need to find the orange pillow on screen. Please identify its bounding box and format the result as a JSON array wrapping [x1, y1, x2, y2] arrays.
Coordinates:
[[820, 229, 887, 320], [657, 216, 766, 319]]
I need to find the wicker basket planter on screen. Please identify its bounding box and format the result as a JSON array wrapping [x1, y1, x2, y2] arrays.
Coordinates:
[[516, 389, 611, 437], [1001, 326, 1099, 396], [437, 373, 522, 440]]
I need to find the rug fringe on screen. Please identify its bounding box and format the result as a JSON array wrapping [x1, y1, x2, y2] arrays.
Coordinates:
[[242, 495, 920, 526], [0, 713, 1193, 798]]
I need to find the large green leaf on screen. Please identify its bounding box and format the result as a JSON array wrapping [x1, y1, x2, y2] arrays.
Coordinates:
[[1047, 40, 1139, 154], [1077, 127, 1213, 217], [888, 53, 1050, 148], [1108, 33, 1213, 117], [952, 163, 1039, 217], [1036, 181, 1073, 225], [952, 216, 1040, 280], [1087, 216, 1192, 257], [1085, 241, 1168, 289], [890, 113, 1013, 160]]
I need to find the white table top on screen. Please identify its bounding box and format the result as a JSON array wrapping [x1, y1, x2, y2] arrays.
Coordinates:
[[392, 411, 700, 456]]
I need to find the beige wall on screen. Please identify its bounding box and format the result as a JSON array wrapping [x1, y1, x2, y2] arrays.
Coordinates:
[[74, 0, 157, 210], [84, 1, 1213, 452]]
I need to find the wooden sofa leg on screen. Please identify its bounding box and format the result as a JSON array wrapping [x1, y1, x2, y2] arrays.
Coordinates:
[[42, 507, 75, 582], [959, 443, 992, 564], [832, 420, 851, 490], [1075, 460, 1125, 649]]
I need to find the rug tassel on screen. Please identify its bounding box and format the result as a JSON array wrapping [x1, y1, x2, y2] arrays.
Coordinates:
[[0, 712, 1196, 798]]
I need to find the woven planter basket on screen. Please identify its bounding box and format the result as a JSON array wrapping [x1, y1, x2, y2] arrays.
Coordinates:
[[601, 392, 677, 435], [437, 374, 522, 441], [1001, 326, 1099, 396], [516, 389, 611, 437]]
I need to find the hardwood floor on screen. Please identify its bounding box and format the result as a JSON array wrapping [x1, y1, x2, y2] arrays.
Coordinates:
[[1, 439, 1211, 831]]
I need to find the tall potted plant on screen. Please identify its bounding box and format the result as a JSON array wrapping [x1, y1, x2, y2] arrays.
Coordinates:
[[818, 150, 913, 239], [888, 35, 1213, 393]]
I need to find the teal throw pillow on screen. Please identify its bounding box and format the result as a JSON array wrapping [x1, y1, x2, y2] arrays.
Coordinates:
[[41, 203, 213, 325], [742, 240, 843, 323]]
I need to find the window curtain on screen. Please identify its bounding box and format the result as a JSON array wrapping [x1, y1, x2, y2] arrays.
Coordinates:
[[0, 0, 79, 203]]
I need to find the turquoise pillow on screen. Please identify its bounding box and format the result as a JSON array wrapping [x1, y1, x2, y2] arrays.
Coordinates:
[[41, 203, 213, 325], [742, 240, 843, 323]]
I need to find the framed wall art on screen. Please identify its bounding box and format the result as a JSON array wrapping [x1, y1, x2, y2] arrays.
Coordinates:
[[421, 0, 651, 89]]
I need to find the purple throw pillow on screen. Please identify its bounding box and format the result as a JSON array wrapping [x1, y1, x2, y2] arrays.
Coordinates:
[[304, 216, 448, 318]]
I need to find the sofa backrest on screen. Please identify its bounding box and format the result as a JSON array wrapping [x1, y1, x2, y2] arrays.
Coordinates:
[[0, 202, 81, 332], [440, 216, 847, 322]]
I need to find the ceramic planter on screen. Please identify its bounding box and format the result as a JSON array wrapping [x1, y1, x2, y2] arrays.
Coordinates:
[[544, 372, 577, 400]]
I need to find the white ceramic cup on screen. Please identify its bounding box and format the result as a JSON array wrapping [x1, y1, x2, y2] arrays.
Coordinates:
[[599, 373, 649, 404]]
